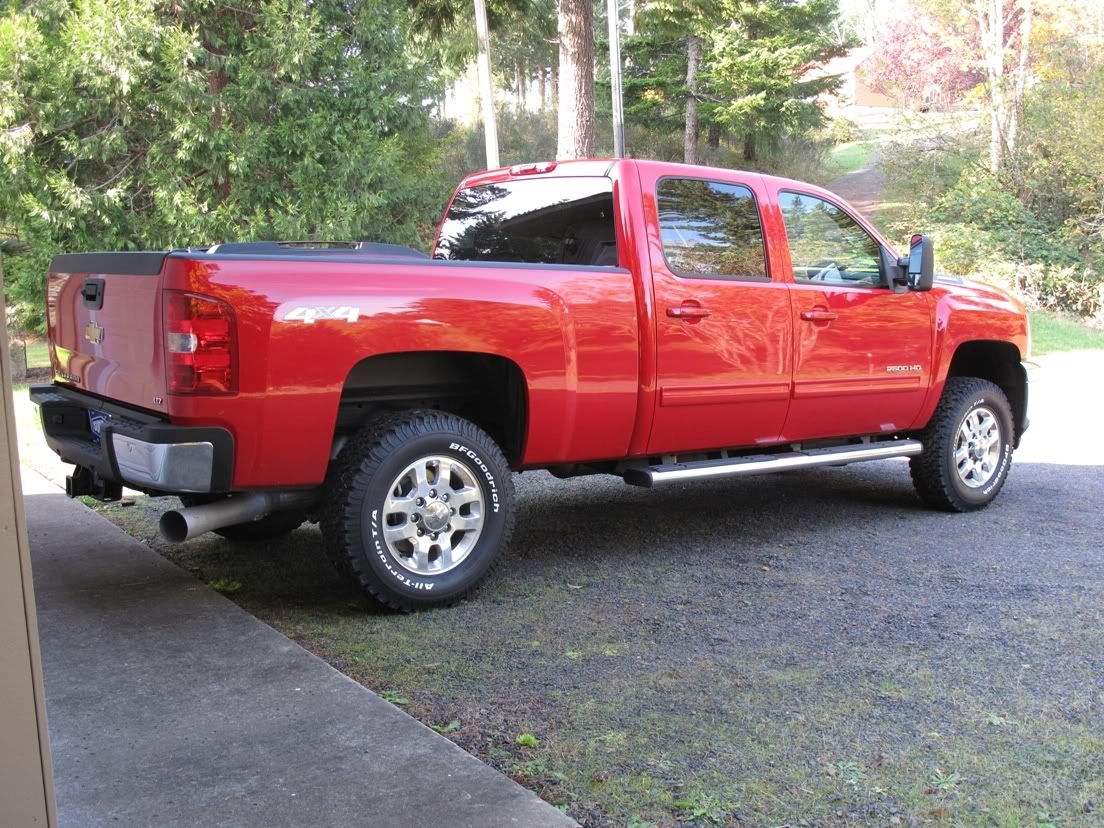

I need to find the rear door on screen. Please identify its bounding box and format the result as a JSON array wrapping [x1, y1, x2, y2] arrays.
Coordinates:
[[643, 169, 793, 455], [770, 189, 933, 441], [46, 253, 169, 414]]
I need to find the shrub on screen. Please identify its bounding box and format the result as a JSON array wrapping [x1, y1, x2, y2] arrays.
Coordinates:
[[981, 261, 1104, 320]]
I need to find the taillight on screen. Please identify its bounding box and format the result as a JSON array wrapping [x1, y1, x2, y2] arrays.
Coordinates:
[[163, 291, 237, 395]]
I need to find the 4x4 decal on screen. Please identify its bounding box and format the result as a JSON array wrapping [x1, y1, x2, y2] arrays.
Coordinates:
[[276, 303, 361, 324]]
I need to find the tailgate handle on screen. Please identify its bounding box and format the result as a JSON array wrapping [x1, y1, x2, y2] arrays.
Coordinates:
[[81, 278, 105, 310]]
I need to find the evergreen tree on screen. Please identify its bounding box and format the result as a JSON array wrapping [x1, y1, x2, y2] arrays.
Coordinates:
[[0, 0, 447, 331], [709, 0, 853, 162], [623, 0, 851, 164]]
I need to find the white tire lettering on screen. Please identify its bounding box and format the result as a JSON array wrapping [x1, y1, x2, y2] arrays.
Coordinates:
[[448, 442, 501, 513], [370, 507, 433, 590]]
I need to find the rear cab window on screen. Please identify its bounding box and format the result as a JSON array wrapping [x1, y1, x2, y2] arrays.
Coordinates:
[[434, 178, 618, 267], [656, 178, 768, 281]]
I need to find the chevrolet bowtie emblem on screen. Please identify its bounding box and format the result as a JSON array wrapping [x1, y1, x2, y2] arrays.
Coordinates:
[[85, 320, 105, 345]]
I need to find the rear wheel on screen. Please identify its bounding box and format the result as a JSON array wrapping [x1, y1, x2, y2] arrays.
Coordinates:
[[910, 377, 1014, 512], [321, 410, 514, 611]]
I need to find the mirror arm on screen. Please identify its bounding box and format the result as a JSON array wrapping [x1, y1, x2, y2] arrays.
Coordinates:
[[880, 247, 907, 291]]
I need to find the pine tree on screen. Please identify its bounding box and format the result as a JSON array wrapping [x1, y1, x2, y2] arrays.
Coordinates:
[[709, 0, 852, 162], [557, 0, 596, 158], [623, 0, 851, 165]]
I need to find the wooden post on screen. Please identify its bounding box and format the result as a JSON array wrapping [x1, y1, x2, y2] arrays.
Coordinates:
[[472, 0, 500, 169], [0, 254, 57, 826], [607, 0, 626, 157]]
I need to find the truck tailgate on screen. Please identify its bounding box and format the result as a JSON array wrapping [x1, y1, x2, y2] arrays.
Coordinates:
[[46, 252, 169, 414]]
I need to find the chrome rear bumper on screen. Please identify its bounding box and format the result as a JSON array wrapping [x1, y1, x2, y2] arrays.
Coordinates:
[[30, 384, 233, 496]]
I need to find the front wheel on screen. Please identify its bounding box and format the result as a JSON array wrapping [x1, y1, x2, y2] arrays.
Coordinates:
[[321, 411, 515, 611], [910, 377, 1014, 512]]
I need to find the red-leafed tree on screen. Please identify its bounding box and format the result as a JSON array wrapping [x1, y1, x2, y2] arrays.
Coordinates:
[[861, 0, 1035, 173], [859, 7, 985, 110]]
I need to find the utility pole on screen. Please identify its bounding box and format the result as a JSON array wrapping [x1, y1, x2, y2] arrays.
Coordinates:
[[606, 0, 626, 157], [472, 0, 500, 169]]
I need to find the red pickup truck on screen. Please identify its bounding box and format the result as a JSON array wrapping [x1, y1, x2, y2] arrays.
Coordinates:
[[33, 159, 1030, 609]]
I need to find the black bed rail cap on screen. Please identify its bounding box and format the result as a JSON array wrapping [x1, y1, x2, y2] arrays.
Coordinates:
[[49, 251, 170, 276]]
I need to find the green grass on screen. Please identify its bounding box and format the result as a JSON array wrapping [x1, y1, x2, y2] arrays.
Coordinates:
[[825, 141, 876, 178], [7, 338, 50, 370], [1031, 312, 1104, 355], [26, 339, 49, 368]]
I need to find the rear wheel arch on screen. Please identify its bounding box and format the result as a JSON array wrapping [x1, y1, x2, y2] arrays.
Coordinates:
[[943, 340, 1027, 445], [333, 351, 529, 466]]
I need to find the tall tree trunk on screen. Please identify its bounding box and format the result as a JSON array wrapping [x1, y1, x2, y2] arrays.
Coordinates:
[[539, 67, 548, 112], [556, 0, 595, 159], [743, 131, 755, 163], [207, 66, 230, 197], [707, 122, 721, 149], [1008, 0, 1033, 160], [976, 0, 1006, 173], [551, 62, 560, 114], [683, 34, 700, 165]]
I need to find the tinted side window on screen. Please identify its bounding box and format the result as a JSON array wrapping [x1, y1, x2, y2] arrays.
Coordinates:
[[657, 179, 767, 280], [434, 178, 617, 266], [779, 192, 883, 287]]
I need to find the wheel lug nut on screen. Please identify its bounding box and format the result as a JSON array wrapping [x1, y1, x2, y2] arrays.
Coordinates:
[[416, 497, 425, 506], [441, 493, 449, 501], [450, 508, 455, 514], [429, 489, 437, 498], [412, 513, 420, 522], [430, 532, 438, 540], [417, 529, 424, 537]]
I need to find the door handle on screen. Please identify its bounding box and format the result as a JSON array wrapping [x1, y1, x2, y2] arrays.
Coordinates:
[[667, 305, 711, 320], [800, 308, 838, 322]]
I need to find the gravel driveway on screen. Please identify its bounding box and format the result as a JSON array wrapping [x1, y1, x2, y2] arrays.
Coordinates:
[[16, 352, 1104, 826]]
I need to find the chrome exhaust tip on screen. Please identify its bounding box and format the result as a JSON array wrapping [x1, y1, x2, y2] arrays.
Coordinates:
[[159, 491, 316, 542]]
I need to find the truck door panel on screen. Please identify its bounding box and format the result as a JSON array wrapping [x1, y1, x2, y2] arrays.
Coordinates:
[[642, 171, 793, 455], [773, 190, 933, 441]]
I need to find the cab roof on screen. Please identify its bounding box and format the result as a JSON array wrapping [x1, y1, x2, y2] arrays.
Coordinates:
[[457, 158, 827, 197]]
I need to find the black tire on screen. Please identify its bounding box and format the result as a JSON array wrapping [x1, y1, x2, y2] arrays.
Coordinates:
[[177, 495, 306, 541], [910, 377, 1015, 512], [320, 410, 515, 611]]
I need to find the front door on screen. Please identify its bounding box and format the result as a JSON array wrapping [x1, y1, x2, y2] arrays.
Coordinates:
[[773, 190, 933, 442], [645, 172, 793, 455]]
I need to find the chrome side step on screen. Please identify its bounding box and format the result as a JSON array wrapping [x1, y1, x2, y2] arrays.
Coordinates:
[[623, 440, 924, 488]]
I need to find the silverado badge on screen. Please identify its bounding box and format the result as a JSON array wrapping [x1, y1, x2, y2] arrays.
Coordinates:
[[85, 321, 105, 345]]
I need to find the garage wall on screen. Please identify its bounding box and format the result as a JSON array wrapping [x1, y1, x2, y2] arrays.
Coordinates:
[[0, 266, 57, 826]]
